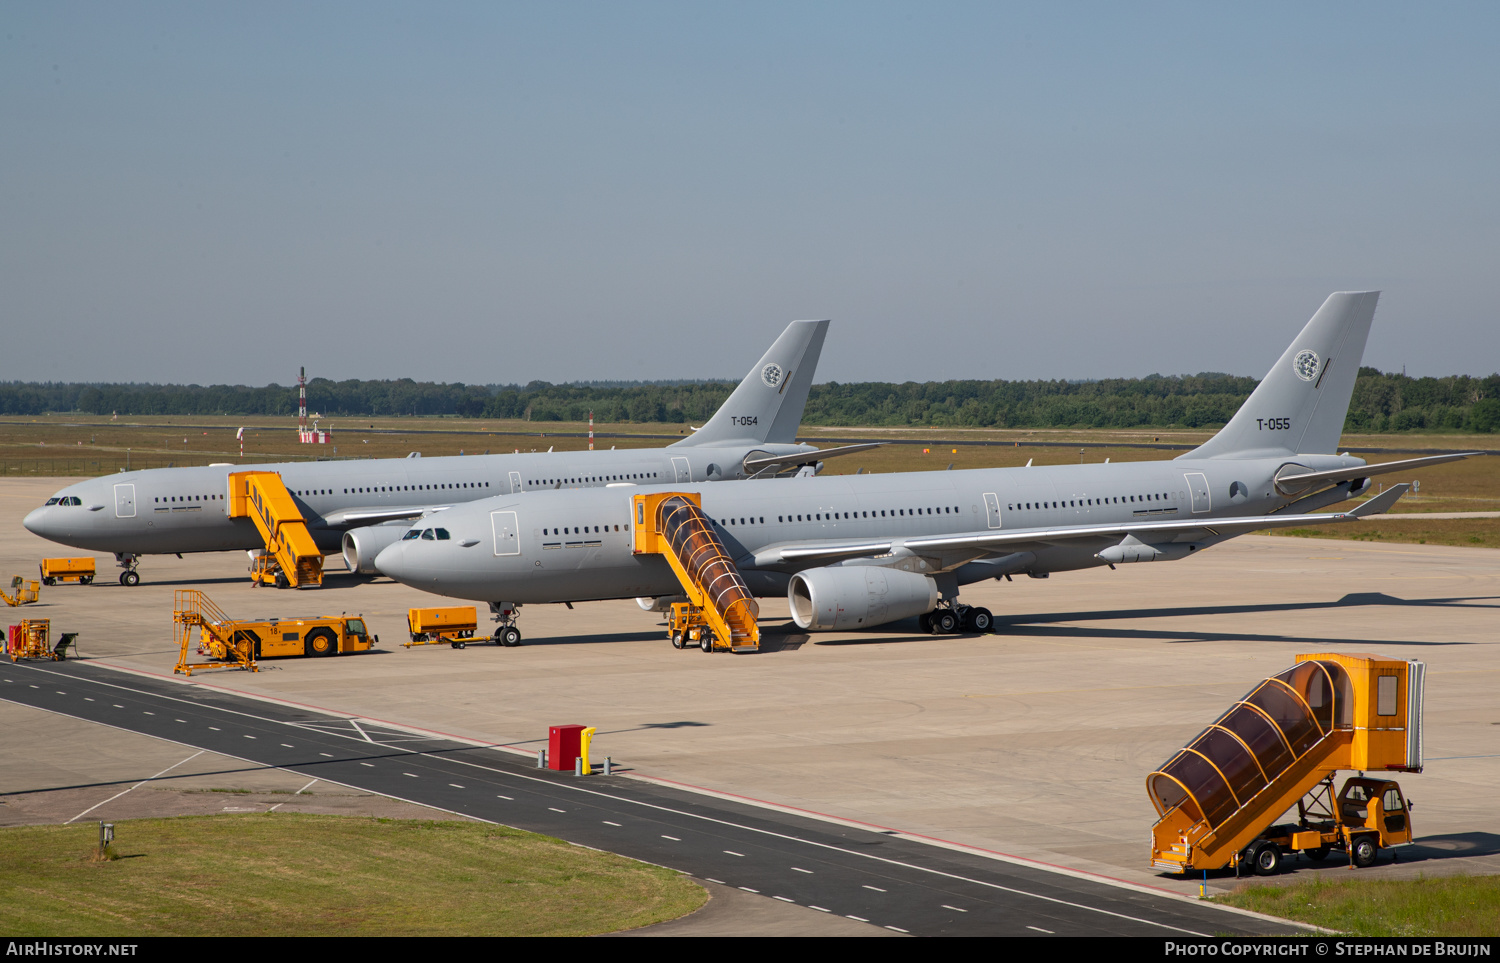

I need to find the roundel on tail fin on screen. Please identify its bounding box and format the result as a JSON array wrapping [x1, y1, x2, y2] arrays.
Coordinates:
[[1293, 349, 1321, 382]]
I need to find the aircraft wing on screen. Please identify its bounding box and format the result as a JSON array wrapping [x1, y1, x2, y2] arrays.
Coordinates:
[[750, 485, 1408, 568], [317, 505, 450, 527]]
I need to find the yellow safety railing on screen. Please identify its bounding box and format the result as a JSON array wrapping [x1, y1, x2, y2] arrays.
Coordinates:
[[228, 471, 324, 588], [633, 492, 759, 652]]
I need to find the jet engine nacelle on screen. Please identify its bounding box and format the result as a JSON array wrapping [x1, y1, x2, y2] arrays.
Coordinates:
[[636, 595, 688, 613], [788, 565, 938, 631], [343, 523, 412, 575]]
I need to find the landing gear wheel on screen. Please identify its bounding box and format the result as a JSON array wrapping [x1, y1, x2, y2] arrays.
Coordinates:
[[121, 571, 140, 587], [499, 627, 522, 647], [966, 607, 993, 633], [671, 631, 685, 650], [918, 612, 934, 633], [1252, 843, 1283, 876], [1306, 845, 1330, 862], [1351, 835, 1378, 868], [935, 610, 960, 634]]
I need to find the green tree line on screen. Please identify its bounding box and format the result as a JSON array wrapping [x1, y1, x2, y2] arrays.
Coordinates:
[[2, 369, 1497, 433]]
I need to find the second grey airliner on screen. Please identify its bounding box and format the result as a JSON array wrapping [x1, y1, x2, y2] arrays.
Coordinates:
[[23, 319, 875, 584]]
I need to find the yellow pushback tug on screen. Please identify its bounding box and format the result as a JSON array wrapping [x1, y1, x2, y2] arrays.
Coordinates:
[[1148, 653, 1422, 876]]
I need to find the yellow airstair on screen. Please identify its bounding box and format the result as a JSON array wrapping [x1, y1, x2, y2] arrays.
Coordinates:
[[1147, 652, 1424, 874], [228, 471, 324, 588], [174, 589, 258, 675], [633, 492, 759, 653]]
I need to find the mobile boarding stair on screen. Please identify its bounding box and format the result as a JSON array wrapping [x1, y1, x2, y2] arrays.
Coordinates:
[[633, 492, 760, 653], [1148, 653, 1424, 875], [228, 471, 324, 589], [173, 589, 257, 676]]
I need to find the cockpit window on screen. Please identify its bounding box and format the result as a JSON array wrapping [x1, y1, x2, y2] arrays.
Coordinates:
[[420, 529, 435, 540], [435, 528, 451, 540], [63, 497, 82, 506], [402, 530, 421, 540], [45, 498, 60, 506]]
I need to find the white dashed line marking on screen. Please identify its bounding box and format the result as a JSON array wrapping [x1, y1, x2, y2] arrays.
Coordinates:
[[175, 719, 186, 723], [496, 795, 513, 800], [208, 726, 219, 730], [739, 887, 759, 894], [403, 773, 418, 778], [281, 744, 294, 748], [84, 698, 94, 702], [548, 807, 566, 813], [792, 867, 814, 874], [319, 752, 333, 757], [360, 763, 375, 767], [243, 735, 255, 739], [661, 835, 681, 841], [112, 704, 123, 707], [723, 850, 744, 857], [863, 885, 887, 892], [846, 915, 869, 922], [1027, 926, 1055, 934], [886, 926, 910, 933], [603, 821, 621, 827], [810, 906, 831, 913], [449, 784, 465, 789], [143, 711, 154, 715], [56, 691, 65, 695], [705, 878, 726, 885], [773, 896, 795, 903], [942, 905, 967, 912]]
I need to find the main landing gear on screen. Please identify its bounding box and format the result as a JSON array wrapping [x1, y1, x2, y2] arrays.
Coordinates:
[[115, 553, 141, 587], [919, 602, 993, 635]]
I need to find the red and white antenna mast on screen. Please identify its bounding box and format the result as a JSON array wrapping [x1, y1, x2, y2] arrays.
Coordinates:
[[588, 410, 594, 451]]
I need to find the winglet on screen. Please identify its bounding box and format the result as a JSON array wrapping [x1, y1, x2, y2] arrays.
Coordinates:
[[1349, 483, 1409, 517]]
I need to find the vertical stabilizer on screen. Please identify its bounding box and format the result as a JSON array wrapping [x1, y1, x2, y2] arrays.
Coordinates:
[[672, 319, 829, 448], [1182, 292, 1379, 459]]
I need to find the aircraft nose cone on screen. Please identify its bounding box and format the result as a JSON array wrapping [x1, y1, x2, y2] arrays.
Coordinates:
[[23, 507, 54, 538], [373, 541, 410, 583]]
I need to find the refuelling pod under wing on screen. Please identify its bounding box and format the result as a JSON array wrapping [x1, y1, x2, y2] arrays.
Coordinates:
[[1097, 534, 1203, 564], [788, 566, 938, 631], [343, 521, 413, 575]]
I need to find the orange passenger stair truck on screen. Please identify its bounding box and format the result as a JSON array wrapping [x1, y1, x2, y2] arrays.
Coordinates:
[[632, 491, 760, 653], [1147, 652, 1422, 877], [173, 589, 376, 676]]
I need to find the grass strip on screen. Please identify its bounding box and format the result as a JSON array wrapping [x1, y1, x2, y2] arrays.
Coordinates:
[[1217, 874, 1500, 937], [0, 813, 705, 937]]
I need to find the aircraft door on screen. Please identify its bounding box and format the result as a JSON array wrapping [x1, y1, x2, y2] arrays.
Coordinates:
[[491, 510, 521, 556], [114, 483, 136, 518], [983, 492, 1002, 529], [508, 471, 522, 494], [1184, 473, 1211, 514], [672, 457, 691, 483]]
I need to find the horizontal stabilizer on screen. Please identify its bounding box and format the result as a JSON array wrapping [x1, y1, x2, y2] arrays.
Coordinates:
[[742, 443, 882, 474], [1274, 453, 1476, 494], [1348, 483, 1409, 517]]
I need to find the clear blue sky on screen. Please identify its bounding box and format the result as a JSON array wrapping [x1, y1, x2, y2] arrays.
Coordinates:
[[3, 2, 1497, 386]]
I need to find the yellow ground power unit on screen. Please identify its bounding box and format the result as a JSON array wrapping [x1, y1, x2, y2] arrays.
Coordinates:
[[39, 557, 95, 585]]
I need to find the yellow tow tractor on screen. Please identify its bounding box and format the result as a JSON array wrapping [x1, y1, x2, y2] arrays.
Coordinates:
[[39, 557, 96, 586], [173, 589, 377, 676], [405, 606, 522, 648]]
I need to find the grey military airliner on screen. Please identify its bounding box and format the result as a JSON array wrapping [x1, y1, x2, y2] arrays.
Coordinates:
[[24, 319, 872, 585], [374, 292, 1473, 638]]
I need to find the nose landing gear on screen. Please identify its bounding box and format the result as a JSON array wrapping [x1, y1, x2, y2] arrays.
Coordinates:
[[115, 553, 141, 587], [488, 601, 523, 647]]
